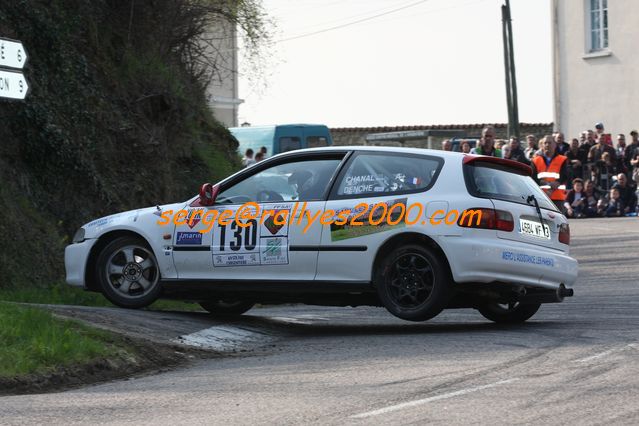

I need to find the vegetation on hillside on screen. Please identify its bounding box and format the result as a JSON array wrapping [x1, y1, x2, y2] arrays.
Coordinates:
[[0, 0, 271, 289]]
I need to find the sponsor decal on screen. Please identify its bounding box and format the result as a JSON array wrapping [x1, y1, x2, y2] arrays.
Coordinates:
[[186, 209, 202, 228], [260, 237, 288, 265], [212, 208, 290, 267], [214, 253, 260, 266], [264, 211, 286, 235], [501, 251, 554, 267], [176, 232, 203, 245], [330, 198, 407, 241], [87, 217, 111, 227]]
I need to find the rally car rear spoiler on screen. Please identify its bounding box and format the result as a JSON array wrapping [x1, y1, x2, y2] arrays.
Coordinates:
[[462, 154, 532, 177]]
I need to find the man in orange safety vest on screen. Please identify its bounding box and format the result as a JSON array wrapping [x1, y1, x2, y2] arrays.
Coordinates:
[[531, 135, 569, 213]]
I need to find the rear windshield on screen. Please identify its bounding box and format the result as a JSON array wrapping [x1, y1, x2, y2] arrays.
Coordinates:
[[464, 162, 558, 211]]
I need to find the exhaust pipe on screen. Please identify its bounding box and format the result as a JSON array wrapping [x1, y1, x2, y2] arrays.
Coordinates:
[[517, 284, 574, 304]]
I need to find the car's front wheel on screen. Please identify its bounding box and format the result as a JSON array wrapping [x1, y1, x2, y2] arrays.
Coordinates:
[[199, 300, 255, 316], [96, 236, 162, 308], [477, 302, 541, 323], [375, 244, 452, 321]]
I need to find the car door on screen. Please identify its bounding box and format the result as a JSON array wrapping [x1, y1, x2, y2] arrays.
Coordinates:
[[172, 152, 348, 280], [316, 151, 445, 282]]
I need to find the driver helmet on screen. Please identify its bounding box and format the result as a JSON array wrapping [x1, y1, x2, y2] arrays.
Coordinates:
[[288, 170, 314, 193]]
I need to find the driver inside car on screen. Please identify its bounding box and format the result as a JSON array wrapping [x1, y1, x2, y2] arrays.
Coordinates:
[[288, 170, 316, 200]]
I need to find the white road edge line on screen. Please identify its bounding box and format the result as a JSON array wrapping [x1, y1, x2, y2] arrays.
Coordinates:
[[350, 378, 520, 419]]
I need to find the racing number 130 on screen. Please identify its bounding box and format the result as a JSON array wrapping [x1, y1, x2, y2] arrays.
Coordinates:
[[217, 220, 257, 252]]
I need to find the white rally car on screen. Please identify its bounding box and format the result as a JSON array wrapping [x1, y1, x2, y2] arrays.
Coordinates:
[[65, 147, 578, 323]]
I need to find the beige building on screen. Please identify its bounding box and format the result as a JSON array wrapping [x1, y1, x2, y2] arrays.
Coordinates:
[[202, 19, 243, 127], [552, 0, 639, 139]]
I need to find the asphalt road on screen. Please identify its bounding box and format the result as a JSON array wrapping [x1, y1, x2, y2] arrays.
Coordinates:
[[2, 218, 639, 425]]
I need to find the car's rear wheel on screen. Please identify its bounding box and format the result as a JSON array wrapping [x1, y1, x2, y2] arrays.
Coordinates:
[[375, 244, 452, 321], [199, 300, 255, 316], [96, 236, 162, 308], [477, 302, 541, 323]]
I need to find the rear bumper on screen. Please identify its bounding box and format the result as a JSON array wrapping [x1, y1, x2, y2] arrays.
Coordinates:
[[64, 239, 97, 287], [437, 235, 578, 290]]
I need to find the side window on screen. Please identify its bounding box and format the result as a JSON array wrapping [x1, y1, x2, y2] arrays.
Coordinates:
[[217, 158, 342, 204], [307, 136, 329, 148], [279, 137, 301, 152], [335, 154, 442, 197]]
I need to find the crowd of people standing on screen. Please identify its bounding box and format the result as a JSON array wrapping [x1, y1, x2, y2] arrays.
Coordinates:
[[444, 124, 639, 218], [241, 146, 268, 167]]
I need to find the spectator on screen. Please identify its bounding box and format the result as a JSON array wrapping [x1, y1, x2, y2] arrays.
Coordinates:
[[564, 178, 587, 218], [242, 148, 256, 167], [584, 179, 601, 217], [594, 122, 612, 145], [593, 152, 617, 192], [616, 133, 627, 158], [579, 131, 595, 176], [460, 141, 471, 154], [505, 137, 530, 164], [259, 146, 268, 159], [615, 134, 627, 174], [579, 131, 587, 145], [584, 130, 596, 148], [588, 133, 617, 163], [612, 173, 637, 214], [555, 132, 570, 155], [603, 187, 625, 217], [470, 126, 501, 157], [566, 138, 586, 181], [524, 134, 538, 160], [255, 152, 265, 162], [624, 130, 639, 178], [631, 139, 639, 184], [531, 135, 569, 212], [501, 142, 510, 159], [441, 139, 452, 151]]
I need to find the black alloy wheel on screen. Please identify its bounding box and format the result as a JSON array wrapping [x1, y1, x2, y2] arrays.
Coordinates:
[[376, 244, 452, 321]]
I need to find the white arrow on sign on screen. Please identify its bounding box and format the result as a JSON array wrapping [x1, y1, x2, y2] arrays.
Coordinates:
[[0, 37, 28, 69], [0, 69, 29, 100]]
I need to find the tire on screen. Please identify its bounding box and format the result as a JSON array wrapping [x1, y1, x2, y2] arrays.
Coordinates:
[[96, 236, 162, 308], [199, 300, 255, 316], [375, 244, 452, 321], [477, 302, 541, 323]]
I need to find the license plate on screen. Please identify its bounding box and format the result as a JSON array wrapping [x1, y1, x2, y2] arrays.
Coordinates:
[[519, 218, 551, 239]]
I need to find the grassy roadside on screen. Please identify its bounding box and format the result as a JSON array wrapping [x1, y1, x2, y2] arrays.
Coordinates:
[[0, 283, 204, 312], [0, 302, 119, 378], [0, 301, 192, 395]]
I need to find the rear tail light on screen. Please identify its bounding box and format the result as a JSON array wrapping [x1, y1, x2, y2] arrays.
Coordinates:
[[457, 208, 514, 232], [559, 223, 570, 245]]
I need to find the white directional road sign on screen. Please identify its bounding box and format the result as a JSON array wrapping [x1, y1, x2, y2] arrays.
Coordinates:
[[0, 69, 29, 100], [0, 37, 28, 69]]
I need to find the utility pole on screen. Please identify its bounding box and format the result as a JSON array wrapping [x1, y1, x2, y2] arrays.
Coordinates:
[[501, 0, 520, 139]]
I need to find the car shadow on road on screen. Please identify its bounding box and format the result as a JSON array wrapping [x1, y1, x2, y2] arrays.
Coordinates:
[[158, 309, 566, 337]]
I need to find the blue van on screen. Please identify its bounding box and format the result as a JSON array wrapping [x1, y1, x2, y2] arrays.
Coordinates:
[[229, 124, 333, 156]]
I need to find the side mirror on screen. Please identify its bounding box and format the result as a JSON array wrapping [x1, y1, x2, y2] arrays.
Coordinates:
[[199, 183, 219, 206]]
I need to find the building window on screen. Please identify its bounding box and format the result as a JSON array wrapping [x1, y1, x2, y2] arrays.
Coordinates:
[[589, 0, 608, 51]]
